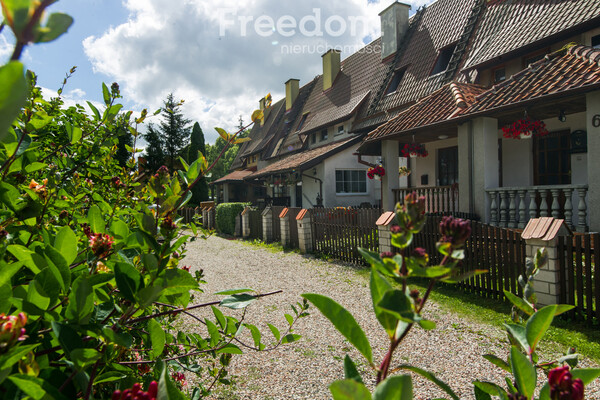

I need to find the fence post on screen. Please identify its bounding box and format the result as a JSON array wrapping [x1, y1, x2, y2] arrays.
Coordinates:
[[280, 208, 290, 247], [208, 207, 215, 230], [376, 211, 397, 255], [241, 207, 251, 238], [262, 206, 273, 242], [296, 209, 313, 253], [522, 217, 573, 307]]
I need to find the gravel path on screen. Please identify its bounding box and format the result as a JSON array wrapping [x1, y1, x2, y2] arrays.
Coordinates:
[[183, 236, 599, 400]]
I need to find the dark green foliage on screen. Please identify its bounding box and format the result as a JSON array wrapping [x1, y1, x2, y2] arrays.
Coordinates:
[[206, 129, 249, 184], [215, 202, 248, 234], [144, 124, 164, 173], [188, 122, 209, 204], [115, 122, 133, 168]]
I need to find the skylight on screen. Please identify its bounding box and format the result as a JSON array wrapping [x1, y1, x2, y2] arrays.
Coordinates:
[[431, 44, 457, 75]]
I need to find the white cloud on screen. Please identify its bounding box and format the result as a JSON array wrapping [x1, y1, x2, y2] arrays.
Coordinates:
[[0, 33, 14, 62], [83, 0, 432, 143]]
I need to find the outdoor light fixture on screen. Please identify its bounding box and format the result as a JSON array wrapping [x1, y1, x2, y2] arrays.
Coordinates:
[[312, 168, 317, 175], [558, 110, 566, 122], [438, 135, 449, 140], [297, 181, 302, 186]]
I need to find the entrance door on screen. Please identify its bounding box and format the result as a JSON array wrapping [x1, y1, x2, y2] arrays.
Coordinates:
[[534, 130, 571, 185], [438, 146, 458, 186]]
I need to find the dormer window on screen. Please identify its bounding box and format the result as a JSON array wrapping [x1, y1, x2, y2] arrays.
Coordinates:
[[311, 133, 317, 144], [385, 68, 406, 95], [337, 126, 345, 135], [592, 34, 600, 49], [431, 43, 456, 75], [296, 113, 309, 132], [493, 67, 506, 84], [320, 129, 328, 141]]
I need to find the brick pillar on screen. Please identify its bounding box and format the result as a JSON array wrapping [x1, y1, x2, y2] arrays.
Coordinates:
[[296, 209, 313, 253], [262, 206, 273, 242], [522, 217, 573, 307], [280, 208, 290, 247], [242, 207, 251, 238], [376, 211, 396, 254]]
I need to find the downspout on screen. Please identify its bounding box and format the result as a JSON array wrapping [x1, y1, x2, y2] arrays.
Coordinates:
[[468, 121, 474, 214], [354, 152, 377, 168]]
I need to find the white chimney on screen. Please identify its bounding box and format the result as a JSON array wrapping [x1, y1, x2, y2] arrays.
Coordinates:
[[285, 79, 300, 110], [379, 2, 411, 60]]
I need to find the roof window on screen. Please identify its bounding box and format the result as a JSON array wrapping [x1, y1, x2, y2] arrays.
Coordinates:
[[296, 113, 308, 132], [385, 68, 406, 95], [431, 43, 456, 75]]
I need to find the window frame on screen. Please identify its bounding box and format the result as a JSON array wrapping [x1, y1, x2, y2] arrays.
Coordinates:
[[430, 42, 457, 76], [335, 169, 368, 195], [320, 129, 328, 141]]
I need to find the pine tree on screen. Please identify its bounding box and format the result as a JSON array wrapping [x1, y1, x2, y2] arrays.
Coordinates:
[[187, 122, 209, 204], [115, 129, 133, 168], [143, 125, 164, 173]]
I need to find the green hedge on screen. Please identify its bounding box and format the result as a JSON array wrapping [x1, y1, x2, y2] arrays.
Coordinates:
[[215, 202, 249, 234]]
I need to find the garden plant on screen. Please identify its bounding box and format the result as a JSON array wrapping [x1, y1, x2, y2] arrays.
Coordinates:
[[303, 193, 600, 399], [0, 1, 308, 398]]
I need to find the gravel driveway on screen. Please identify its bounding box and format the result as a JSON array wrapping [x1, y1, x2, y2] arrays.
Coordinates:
[[183, 236, 599, 400]]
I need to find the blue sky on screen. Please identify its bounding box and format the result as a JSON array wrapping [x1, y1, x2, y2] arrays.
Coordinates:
[[1, 0, 432, 144]]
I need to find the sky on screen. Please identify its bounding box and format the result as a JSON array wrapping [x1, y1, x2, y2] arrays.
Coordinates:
[[1, 0, 433, 144]]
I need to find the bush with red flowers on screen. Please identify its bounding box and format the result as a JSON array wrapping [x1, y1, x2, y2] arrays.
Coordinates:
[[502, 117, 549, 139], [401, 142, 428, 157], [367, 165, 386, 180]]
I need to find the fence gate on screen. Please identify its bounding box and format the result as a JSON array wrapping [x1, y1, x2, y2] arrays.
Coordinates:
[[287, 207, 302, 249], [271, 206, 285, 243], [248, 210, 263, 240]]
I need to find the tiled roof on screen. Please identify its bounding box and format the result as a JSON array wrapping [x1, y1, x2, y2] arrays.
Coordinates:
[[247, 136, 361, 179], [463, 45, 600, 114], [296, 39, 387, 135], [354, 0, 479, 131], [213, 170, 254, 184], [363, 82, 486, 142], [462, 0, 600, 70]]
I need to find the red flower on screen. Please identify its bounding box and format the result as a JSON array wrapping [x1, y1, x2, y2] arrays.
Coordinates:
[[112, 381, 157, 400], [89, 233, 114, 258], [438, 216, 471, 247], [0, 313, 27, 353], [549, 366, 584, 400], [401, 143, 428, 157]]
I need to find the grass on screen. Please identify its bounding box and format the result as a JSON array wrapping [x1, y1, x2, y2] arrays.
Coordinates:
[[353, 269, 600, 364]]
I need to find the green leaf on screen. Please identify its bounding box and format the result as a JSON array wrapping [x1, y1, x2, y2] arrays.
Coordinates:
[[302, 293, 372, 364], [510, 346, 536, 399], [344, 354, 363, 384], [504, 290, 534, 316], [149, 319, 166, 358], [35, 12, 73, 43], [219, 293, 257, 309], [7, 375, 47, 400], [373, 375, 413, 400], [216, 343, 243, 354], [51, 321, 84, 359], [102, 328, 133, 348], [482, 354, 511, 373], [88, 205, 106, 233], [65, 276, 94, 324], [87, 101, 101, 120], [0, 260, 22, 288], [281, 334, 301, 344], [244, 324, 263, 349], [110, 219, 130, 240], [0, 182, 19, 211], [330, 379, 371, 400], [44, 245, 71, 291], [70, 348, 101, 370], [553, 304, 575, 316], [418, 319, 436, 330], [0, 344, 39, 370], [158, 363, 188, 400], [114, 262, 142, 302], [0, 62, 27, 142], [525, 305, 557, 353], [267, 323, 280, 342], [54, 226, 78, 266], [473, 381, 509, 398], [102, 83, 111, 106], [474, 384, 493, 400], [215, 288, 256, 295], [104, 104, 123, 122], [377, 289, 417, 323], [399, 365, 458, 400], [370, 269, 397, 338], [504, 324, 530, 354], [211, 305, 226, 329], [24, 162, 47, 173], [94, 372, 127, 385], [571, 368, 600, 385]]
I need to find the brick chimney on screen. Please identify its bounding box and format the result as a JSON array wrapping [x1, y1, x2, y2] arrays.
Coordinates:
[[379, 1, 411, 60], [322, 49, 341, 91], [285, 79, 300, 111]]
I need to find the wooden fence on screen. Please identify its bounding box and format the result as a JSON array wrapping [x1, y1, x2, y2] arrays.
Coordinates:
[[287, 207, 302, 249], [248, 209, 263, 240], [177, 207, 199, 224], [271, 206, 285, 243], [410, 216, 526, 300], [558, 234, 599, 324], [311, 208, 382, 265]]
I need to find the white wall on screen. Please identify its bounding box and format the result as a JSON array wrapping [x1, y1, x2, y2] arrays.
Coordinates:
[[410, 138, 458, 187]]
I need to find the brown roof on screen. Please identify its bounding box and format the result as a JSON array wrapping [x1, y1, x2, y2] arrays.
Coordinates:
[[213, 170, 254, 184], [363, 82, 486, 143], [462, 0, 600, 70], [247, 136, 361, 179], [354, 0, 480, 131], [296, 39, 387, 136], [463, 45, 600, 115], [522, 217, 572, 240]]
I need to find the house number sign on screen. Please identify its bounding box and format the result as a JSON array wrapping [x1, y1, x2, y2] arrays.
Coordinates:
[[594, 114, 600, 128]]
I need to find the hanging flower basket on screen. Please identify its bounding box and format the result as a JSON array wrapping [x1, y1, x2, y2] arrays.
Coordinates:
[[367, 165, 385, 180], [502, 117, 549, 140], [401, 143, 428, 158], [398, 166, 411, 177]]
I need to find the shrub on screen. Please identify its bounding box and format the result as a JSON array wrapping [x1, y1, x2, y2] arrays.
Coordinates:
[[215, 202, 248, 235]]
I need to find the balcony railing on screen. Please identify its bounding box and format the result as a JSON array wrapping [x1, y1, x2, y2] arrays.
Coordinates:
[[393, 185, 459, 214], [485, 185, 588, 232]]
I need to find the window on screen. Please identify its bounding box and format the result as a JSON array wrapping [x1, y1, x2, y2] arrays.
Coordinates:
[[437, 146, 458, 186], [431, 43, 456, 75], [385, 68, 406, 94], [534, 130, 571, 185], [311, 133, 316, 144], [336, 126, 345, 135], [493, 67, 506, 84], [320, 129, 328, 141], [592, 34, 600, 49], [335, 170, 367, 194], [524, 53, 545, 67], [296, 113, 308, 131]]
